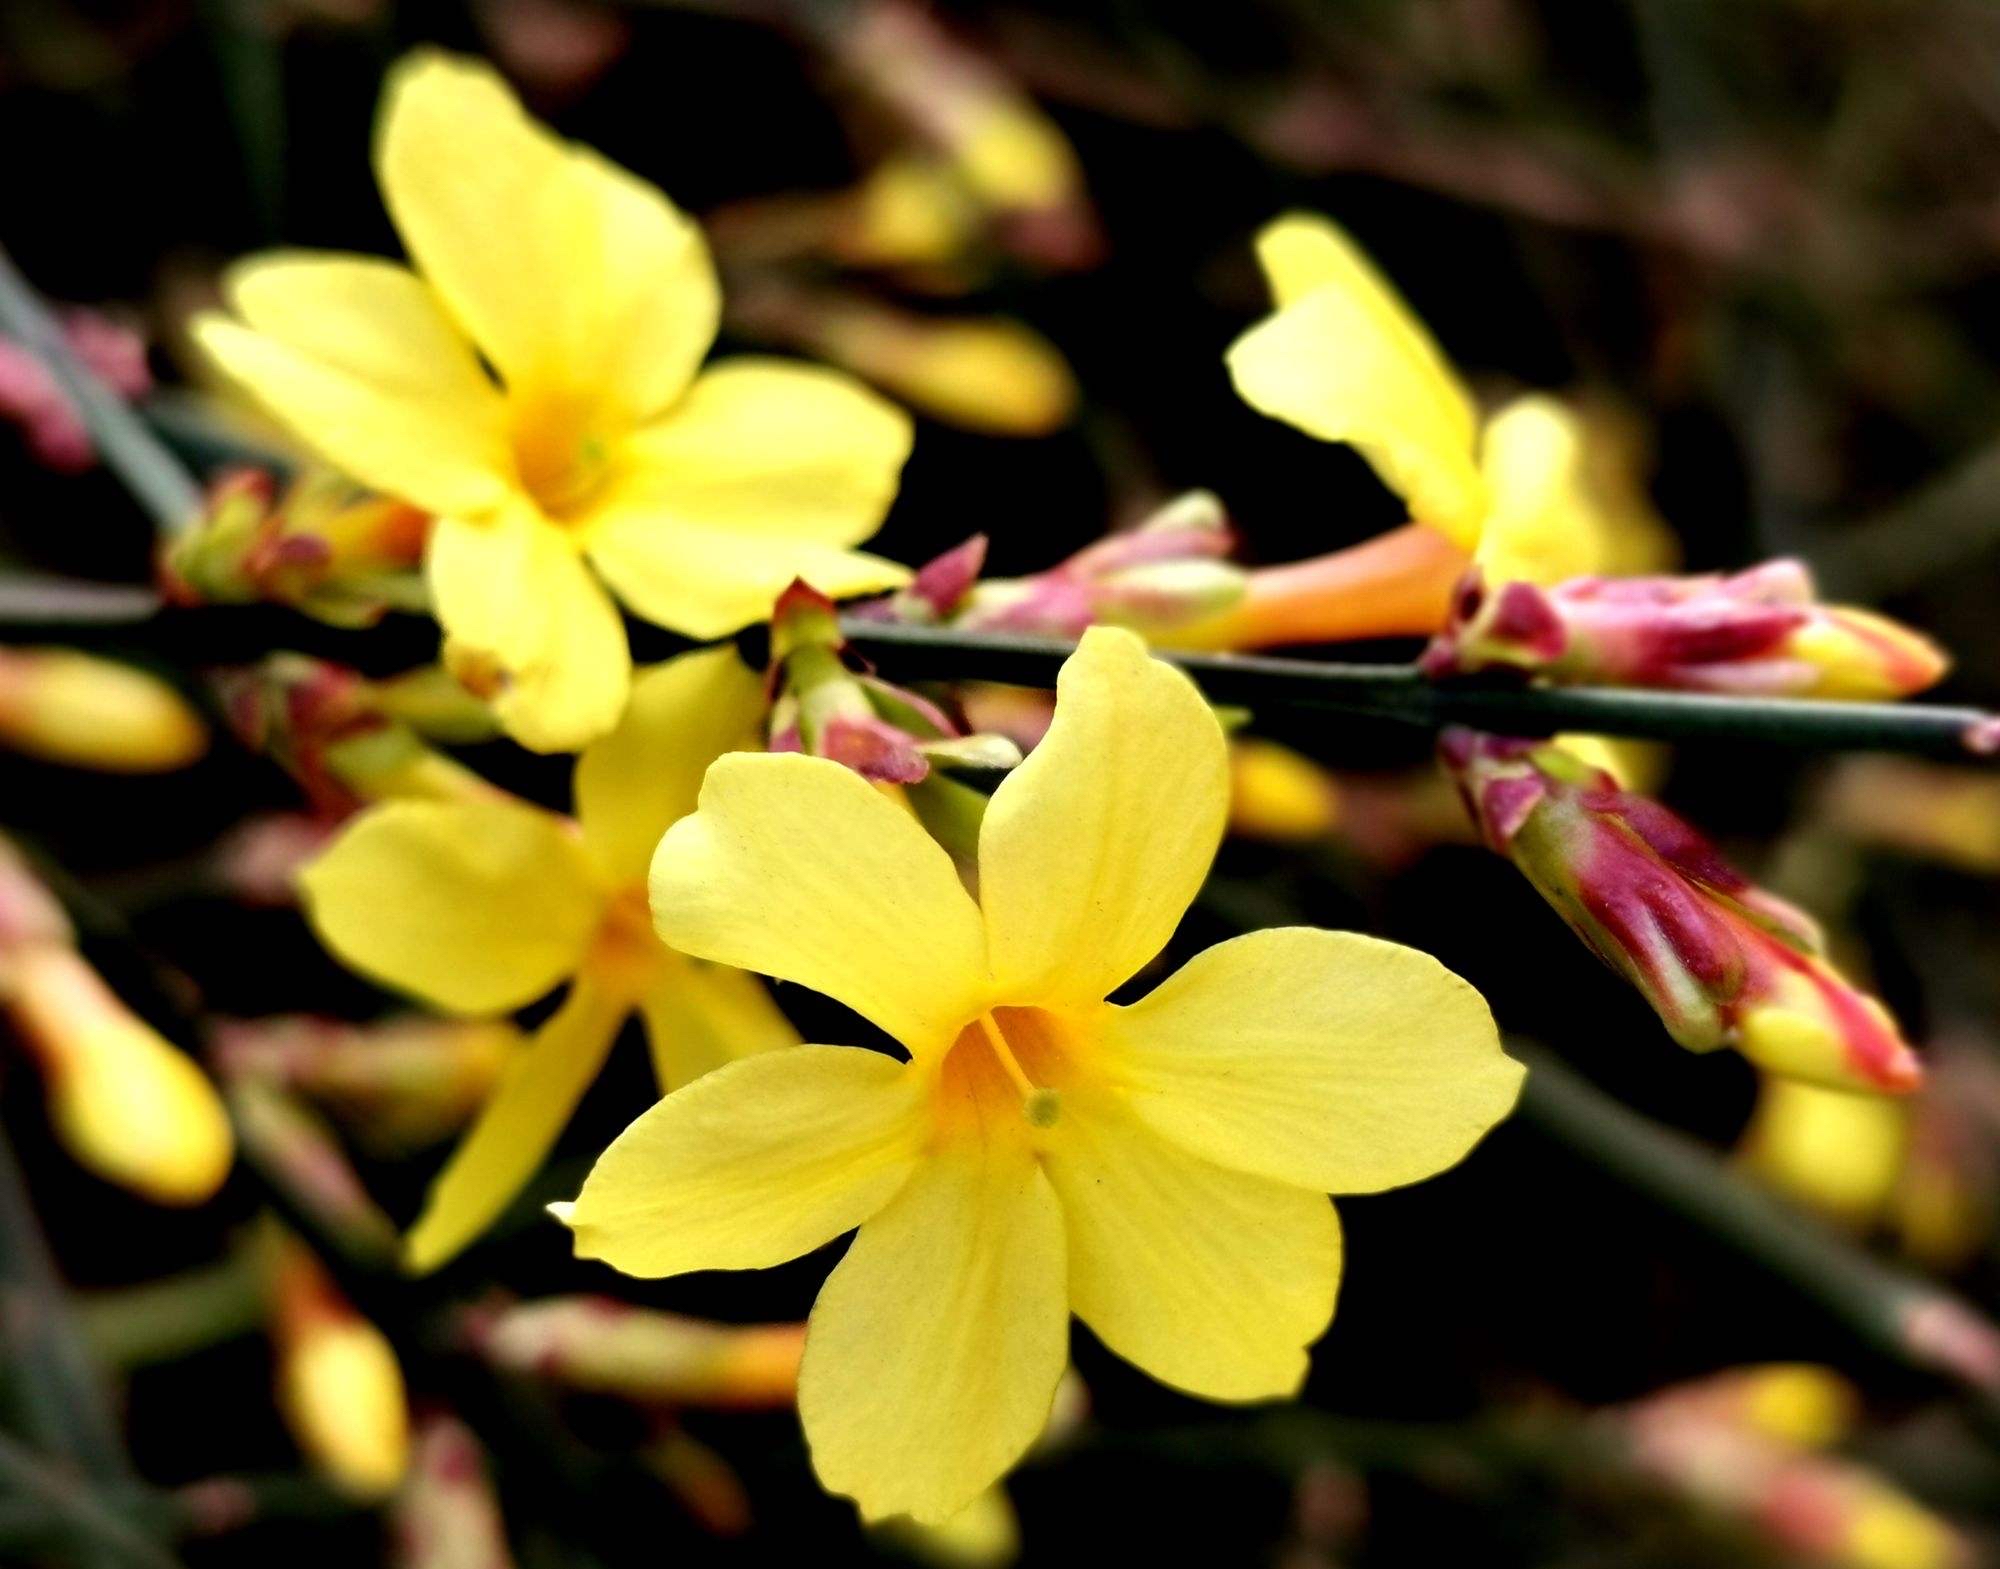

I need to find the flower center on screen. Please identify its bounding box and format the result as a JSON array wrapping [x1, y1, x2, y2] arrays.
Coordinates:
[[587, 885, 666, 996], [510, 391, 616, 521], [938, 1006, 1076, 1135]]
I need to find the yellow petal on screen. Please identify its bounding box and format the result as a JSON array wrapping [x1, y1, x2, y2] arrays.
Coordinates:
[[588, 518, 909, 641], [978, 626, 1227, 1007], [561, 1045, 926, 1276], [1104, 928, 1520, 1194], [1476, 394, 1612, 585], [428, 511, 630, 753], [651, 754, 988, 1055], [1226, 216, 1485, 545], [1042, 1093, 1340, 1401], [573, 646, 767, 887], [197, 255, 509, 516], [299, 797, 600, 1015], [604, 360, 912, 542], [374, 50, 718, 422], [403, 975, 630, 1273], [798, 1141, 1068, 1524], [1253, 211, 1436, 319], [639, 959, 798, 1092]]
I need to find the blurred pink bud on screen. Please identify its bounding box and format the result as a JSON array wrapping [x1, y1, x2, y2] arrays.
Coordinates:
[[393, 1413, 516, 1569], [0, 310, 150, 472], [1440, 729, 1922, 1092], [465, 1296, 804, 1409], [1422, 560, 1948, 699]]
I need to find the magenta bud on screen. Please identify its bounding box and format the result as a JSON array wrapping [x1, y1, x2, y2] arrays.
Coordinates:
[[1423, 560, 1949, 699], [1441, 728, 1922, 1093]]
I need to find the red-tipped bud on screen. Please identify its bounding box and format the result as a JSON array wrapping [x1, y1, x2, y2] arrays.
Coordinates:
[[163, 467, 430, 629], [216, 655, 498, 817], [1615, 1366, 1975, 1569], [768, 581, 1020, 785], [1422, 559, 1949, 698], [1441, 730, 1922, 1092], [392, 1414, 515, 1569]]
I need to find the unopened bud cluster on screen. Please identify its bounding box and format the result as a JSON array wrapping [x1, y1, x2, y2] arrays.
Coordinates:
[[1440, 729, 1921, 1093]]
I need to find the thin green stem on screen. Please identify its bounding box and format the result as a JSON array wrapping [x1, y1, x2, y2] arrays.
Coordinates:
[[1513, 1043, 2000, 1400], [842, 619, 2000, 759], [0, 245, 204, 535]]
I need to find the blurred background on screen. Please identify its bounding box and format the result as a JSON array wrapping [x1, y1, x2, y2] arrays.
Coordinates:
[[3, 1, 2000, 1565]]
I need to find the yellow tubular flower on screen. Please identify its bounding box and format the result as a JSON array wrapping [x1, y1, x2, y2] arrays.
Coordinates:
[[561, 627, 1522, 1524], [298, 648, 796, 1272], [1224, 214, 1669, 585], [195, 52, 913, 752]]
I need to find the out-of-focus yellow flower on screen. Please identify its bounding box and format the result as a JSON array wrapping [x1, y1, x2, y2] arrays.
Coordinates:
[[1228, 739, 1341, 841], [268, 1230, 409, 1499], [196, 51, 912, 751], [730, 282, 1076, 437], [561, 627, 1519, 1524], [846, 157, 987, 269], [1819, 758, 2000, 874], [0, 647, 206, 772], [301, 647, 794, 1272], [1225, 214, 1672, 585]]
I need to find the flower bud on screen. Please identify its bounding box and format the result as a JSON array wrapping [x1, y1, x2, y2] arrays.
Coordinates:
[[466, 1296, 804, 1409], [228, 1079, 400, 1264], [1422, 559, 1949, 698], [1616, 1366, 1973, 1569], [393, 1414, 514, 1569], [216, 655, 497, 816], [163, 467, 429, 629], [1440, 729, 1922, 1092], [0, 309, 148, 473], [4, 945, 232, 1203], [886, 492, 1247, 642], [770, 581, 1021, 785], [0, 647, 206, 772], [268, 1230, 409, 1499], [212, 1014, 514, 1153]]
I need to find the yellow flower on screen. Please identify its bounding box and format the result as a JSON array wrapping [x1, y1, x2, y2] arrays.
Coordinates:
[[560, 627, 1520, 1523], [196, 51, 913, 751], [1225, 213, 1672, 585], [299, 647, 796, 1271]]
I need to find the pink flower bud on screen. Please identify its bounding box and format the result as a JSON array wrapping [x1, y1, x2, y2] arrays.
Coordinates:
[[1440, 729, 1922, 1092], [880, 492, 1246, 641], [768, 580, 1020, 784], [1422, 559, 1948, 699]]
